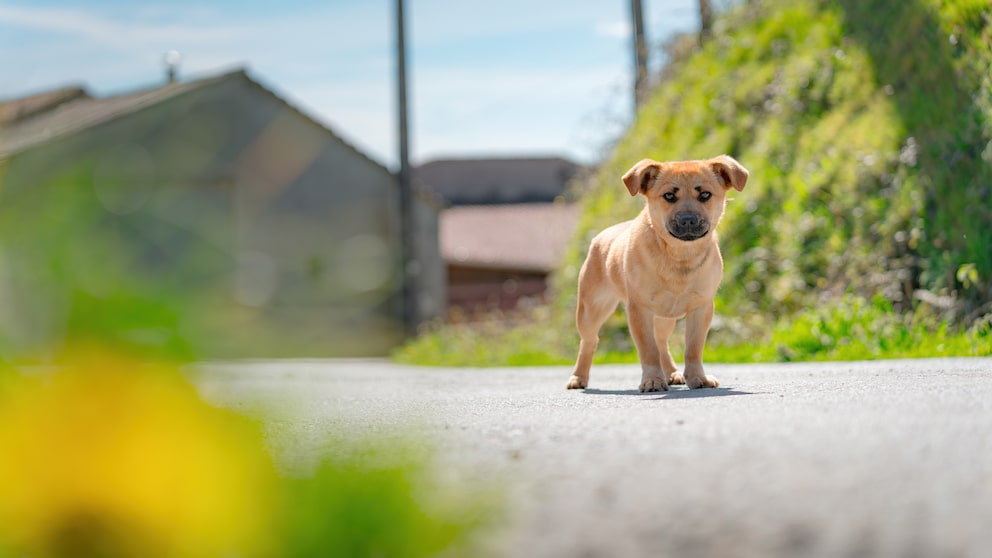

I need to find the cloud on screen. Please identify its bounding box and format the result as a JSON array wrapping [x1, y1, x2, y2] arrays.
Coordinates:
[[595, 21, 631, 39], [0, 5, 247, 49]]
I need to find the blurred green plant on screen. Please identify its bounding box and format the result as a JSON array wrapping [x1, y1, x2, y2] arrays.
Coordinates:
[[0, 155, 403, 363], [0, 347, 496, 558], [279, 450, 495, 558], [0, 163, 215, 362]]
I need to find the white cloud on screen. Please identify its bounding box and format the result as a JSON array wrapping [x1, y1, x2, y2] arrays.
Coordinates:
[[0, 5, 247, 49], [595, 20, 631, 39]]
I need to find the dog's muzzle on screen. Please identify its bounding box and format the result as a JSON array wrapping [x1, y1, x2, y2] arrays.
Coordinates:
[[667, 213, 709, 241]]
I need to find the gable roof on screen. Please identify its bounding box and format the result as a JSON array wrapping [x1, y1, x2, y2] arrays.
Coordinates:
[[0, 69, 388, 175], [0, 75, 220, 159], [414, 156, 581, 206], [441, 202, 580, 272]]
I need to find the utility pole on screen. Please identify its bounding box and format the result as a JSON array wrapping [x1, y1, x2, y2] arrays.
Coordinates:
[[630, 0, 648, 111], [699, 0, 713, 43], [395, 0, 417, 333]]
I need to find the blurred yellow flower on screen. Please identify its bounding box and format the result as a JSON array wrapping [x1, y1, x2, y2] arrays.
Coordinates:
[[0, 348, 276, 558]]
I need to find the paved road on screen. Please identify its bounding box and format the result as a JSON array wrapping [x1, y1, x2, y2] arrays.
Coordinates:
[[193, 358, 992, 558]]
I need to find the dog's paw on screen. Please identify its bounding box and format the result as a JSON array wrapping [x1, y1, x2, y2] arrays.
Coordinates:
[[686, 374, 720, 389], [566, 375, 588, 390], [668, 371, 685, 385], [639, 376, 669, 392]]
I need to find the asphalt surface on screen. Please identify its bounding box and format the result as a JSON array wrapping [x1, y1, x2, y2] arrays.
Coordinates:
[[193, 357, 992, 558]]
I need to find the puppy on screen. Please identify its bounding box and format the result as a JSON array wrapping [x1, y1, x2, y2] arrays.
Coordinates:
[[566, 155, 748, 392]]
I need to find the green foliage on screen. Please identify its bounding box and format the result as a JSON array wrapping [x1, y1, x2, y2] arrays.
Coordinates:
[[836, 0, 992, 294], [0, 164, 206, 362], [0, 155, 401, 362], [394, 308, 574, 367], [278, 446, 495, 558], [707, 295, 992, 362]]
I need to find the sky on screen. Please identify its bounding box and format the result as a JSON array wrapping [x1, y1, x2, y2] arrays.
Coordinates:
[[0, 0, 705, 168]]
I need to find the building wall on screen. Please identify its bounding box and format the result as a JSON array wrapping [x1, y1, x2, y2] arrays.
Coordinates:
[[0, 75, 442, 358], [413, 190, 445, 324], [446, 265, 548, 314]]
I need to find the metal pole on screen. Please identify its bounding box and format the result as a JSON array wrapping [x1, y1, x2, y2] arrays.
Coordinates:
[[630, 0, 648, 110], [396, 0, 416, 333]]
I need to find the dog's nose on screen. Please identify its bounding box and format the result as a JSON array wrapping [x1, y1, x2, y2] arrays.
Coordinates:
[[677, 213, 698, 228]]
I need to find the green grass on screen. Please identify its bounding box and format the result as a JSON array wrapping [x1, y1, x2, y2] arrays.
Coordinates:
[[395, 308, 574, 367], [706, 295, 992, 363], [395, 295, 992, 367]]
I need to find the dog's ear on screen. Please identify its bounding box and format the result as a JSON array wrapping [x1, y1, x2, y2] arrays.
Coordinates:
[[709, 155, 749, 192], [622, 159, 663, 197]]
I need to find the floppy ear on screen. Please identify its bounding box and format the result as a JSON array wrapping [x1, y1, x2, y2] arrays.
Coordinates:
[[709, 155, 749, 192], [621, 159, 663, 197]]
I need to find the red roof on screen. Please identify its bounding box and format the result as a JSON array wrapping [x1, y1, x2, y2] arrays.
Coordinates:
[[441, 203, 580, 272]]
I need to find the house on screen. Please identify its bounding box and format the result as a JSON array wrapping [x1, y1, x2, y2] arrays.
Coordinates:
[[0, 69, 443, 358], [414, 156, 580, 206], [414, 157, 584, 314], [440, 202, 580, 313]]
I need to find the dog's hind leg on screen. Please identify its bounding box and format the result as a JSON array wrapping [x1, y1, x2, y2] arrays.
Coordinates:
[[566, 291, 618, 390], [653, 315, 684, 385]]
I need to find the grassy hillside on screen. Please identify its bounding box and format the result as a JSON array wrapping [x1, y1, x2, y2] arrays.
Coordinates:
[[563, 0, 992, 316], [397, 0, 992, 366]]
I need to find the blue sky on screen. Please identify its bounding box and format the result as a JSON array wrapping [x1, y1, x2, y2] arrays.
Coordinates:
[[0, 0, 702, 167]]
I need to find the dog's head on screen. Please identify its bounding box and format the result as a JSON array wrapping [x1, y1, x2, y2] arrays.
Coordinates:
[[621, 155, 748, 242]]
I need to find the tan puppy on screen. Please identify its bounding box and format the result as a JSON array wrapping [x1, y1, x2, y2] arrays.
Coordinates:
[[566, 155, 748, 392]]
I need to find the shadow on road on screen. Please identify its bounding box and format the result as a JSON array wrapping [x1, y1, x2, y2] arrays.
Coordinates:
[[581, 387, 754, 399]]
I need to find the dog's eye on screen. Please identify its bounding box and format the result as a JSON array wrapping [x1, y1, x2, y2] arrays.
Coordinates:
[[662, 192, 677, 203], [698, 191, 712, 202]]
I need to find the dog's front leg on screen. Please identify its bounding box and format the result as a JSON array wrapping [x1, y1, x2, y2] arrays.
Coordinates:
[[628, 303, 669, 392], [683, 303, 719, 389], [653, 315, 685, 386]]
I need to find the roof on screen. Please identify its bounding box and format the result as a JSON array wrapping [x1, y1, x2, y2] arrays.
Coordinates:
[[414, 156, 581, 205], [0, 85, 90, 125], [0, 75, 218, 158], [0, 69, 389, 175], [441, 202, 580, 272]]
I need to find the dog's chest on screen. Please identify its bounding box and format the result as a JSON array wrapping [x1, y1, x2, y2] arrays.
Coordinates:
[[641, 287, 710, 317], [628, 260, 720, 317]]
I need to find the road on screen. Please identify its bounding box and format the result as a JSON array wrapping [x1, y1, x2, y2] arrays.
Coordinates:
[[193, 357, 992, 558]]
